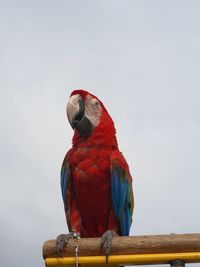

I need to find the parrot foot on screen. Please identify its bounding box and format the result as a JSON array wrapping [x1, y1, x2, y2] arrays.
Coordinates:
[[100, 230, 118, 263], [56, 231, 80, 257]]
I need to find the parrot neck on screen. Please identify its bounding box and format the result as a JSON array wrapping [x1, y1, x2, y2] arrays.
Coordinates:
[[72, 113, 118, 148]]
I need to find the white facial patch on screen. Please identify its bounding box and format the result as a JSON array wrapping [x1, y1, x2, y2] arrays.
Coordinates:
[[84, 95, 102, 127]]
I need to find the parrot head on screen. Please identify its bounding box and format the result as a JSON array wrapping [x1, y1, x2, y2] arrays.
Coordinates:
[[67, 89, 115, 140]]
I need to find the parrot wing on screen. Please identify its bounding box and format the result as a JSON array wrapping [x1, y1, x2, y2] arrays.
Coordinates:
[[60, 150, 72, 231], [110, 150, 134, 236]]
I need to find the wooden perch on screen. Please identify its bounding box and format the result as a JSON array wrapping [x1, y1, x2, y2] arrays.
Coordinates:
[[43, 233, 200, 259]]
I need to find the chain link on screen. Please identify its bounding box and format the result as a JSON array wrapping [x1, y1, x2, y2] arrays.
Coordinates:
[[72, 231, 80, 267]]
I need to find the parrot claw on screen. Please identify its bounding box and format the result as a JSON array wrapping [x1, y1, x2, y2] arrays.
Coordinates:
[[100, 230, 118, 262], [56, 232, 74, 257]]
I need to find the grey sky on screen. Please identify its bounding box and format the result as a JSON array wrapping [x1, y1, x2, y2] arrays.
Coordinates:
[[0, 1, 200, 267]]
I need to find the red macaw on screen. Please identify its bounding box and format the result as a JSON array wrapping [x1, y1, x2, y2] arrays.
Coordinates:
[[56, 89, 134, 257]]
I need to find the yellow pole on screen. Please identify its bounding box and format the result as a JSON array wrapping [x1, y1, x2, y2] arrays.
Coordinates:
[[45, 251, 200, 266]]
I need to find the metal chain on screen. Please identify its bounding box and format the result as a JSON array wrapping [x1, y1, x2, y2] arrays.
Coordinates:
[[72, 231, 80, 267]]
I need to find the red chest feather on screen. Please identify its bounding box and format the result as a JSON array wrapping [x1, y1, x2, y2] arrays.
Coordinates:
[[71, 146, 111, 193], [69, 146, 114, 235]]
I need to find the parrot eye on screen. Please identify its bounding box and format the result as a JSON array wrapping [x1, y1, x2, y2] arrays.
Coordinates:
[[91, 98, 99, 108]]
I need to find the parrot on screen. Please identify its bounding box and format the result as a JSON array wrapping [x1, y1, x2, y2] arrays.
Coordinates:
[[56, 89, 134, 260]]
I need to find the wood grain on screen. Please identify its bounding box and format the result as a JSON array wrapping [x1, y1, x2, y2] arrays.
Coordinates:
[[43, 233, 200, 259]]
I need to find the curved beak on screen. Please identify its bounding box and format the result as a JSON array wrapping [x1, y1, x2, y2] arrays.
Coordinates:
[[66, 94, 84, 129], [66, 94, 93, 137]]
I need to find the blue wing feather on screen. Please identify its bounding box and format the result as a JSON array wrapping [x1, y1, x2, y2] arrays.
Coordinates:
[[110, 151, 133, 236], [118, 178, 127, 216], [60, 150, 73, 230], [60, 160, 70, 210]]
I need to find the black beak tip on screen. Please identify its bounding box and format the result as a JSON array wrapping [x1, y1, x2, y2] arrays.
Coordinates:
[[72, 116, 93, 138], [72, 120, 78, 129]]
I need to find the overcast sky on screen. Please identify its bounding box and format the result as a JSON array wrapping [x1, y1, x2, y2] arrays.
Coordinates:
[[0, 1, 200, 267]]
